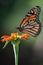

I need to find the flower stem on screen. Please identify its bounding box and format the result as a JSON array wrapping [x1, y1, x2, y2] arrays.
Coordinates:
[[11, 39, 20, 65], [15, 44, 19, 65], [13, 43, 19, 65]]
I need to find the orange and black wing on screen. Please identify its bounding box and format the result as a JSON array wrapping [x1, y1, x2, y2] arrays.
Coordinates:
[[22, 20, 41, 37], [17, 6, 41, 37], [20, 6, 41, 27]]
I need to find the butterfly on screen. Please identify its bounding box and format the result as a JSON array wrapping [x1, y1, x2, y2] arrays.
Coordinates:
[[17, 6, 41, 37]]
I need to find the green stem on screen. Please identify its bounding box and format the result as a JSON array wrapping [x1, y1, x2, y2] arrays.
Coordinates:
[[11, 39, 20, 65], [15, 44, 19, 65], [12, 43, 19, 65]]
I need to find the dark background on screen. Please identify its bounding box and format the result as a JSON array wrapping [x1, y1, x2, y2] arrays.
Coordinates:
[[0, 0, 43, 65]]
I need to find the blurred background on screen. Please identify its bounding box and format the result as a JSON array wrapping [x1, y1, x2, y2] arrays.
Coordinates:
[[0, 0, 43, 65]]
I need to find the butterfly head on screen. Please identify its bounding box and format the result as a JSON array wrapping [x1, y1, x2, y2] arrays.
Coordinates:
[[30, 6, 41, 15], [17, 27, 24, 32]]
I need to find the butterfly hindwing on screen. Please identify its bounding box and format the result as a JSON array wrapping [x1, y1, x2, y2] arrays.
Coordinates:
[[23, 20, 41, 36]]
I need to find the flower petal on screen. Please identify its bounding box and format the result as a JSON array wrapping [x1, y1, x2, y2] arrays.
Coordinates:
[[1, 35, 11, 42], [1, 35, 10, 39], [21, 34, 30, 39]]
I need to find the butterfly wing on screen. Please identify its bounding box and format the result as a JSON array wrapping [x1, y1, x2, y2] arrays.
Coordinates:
[[20, 6, 41, 28], [22, 20, 41, 37], [17, 6, 41, 37]]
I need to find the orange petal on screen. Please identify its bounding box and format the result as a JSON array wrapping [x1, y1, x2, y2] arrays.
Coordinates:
[[1, 35, 11, 42], [1, 35, 10, 39], [21, 34, 30, 39]]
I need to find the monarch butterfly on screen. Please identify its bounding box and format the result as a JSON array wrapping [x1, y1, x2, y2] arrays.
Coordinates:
[[17, 6, 41, 37]]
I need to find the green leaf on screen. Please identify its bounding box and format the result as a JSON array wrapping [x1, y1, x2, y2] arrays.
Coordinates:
[[3, 41, 9, 49]]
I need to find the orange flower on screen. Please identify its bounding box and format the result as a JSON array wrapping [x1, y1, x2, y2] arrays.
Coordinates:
[[1, 32, 29, 42]]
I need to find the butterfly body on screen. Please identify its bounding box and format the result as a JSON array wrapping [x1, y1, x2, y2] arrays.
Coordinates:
[[17, 6, 41, 37]]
